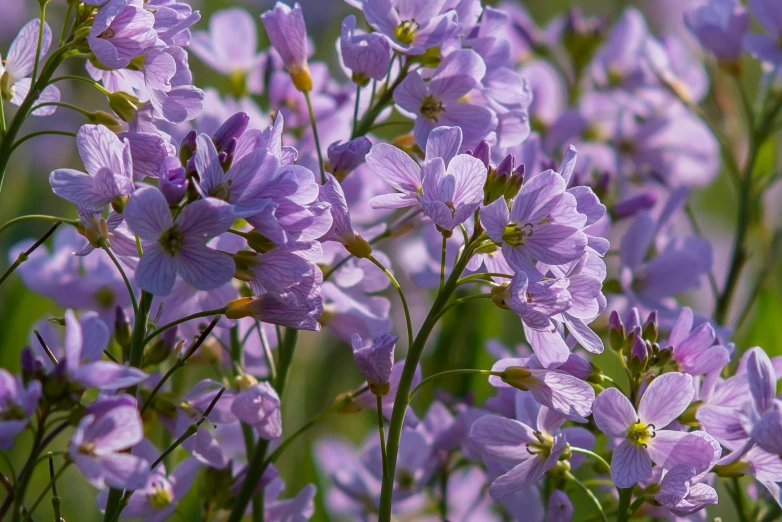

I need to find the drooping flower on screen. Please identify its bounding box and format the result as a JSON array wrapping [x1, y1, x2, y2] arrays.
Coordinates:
[[49, 125, 134, 209], [0, 19, 60, 115], [653, 465, 719, 517], [592, 372, 715, 488], [231, 381, 282, 440], [339, 15, 392, 85], [0, 369, 41, 450], [492, 272, 572, 331], [225, 294, 323, 331], [261, 2, 311, 91], [684, 0, 749, 63], [351, 333, 397, 394], [69, 395, 149, 490], [321, 173, 373, 258], [88, 0, 158, 70], [326, 138, 372, 180], [394, 50, 493, 150], [123, 186, 235, 296]]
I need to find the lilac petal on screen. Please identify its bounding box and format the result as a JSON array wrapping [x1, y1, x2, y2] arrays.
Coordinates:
[[438, 103, 493, 150], [176, 242, 235, 291], [425, 126, 462, 165], [593, 387, 636, 438], [49, 169, 110, 208], [63, 309, 83, 374], [194, 134, 224, 196], [568, 186, 605, 226], [135, 244, 178, 296], [393, 72, 427, 115], [125, 186, 174, 240], [74, 361, 148, 390], [547, 489, 574, 522], [695, 405, 748, 450], [656, 465, 694, 508], [746, 347, 776, 412], [565, 275, 602, 319], [562, 315, 603, 354], [510, 170, 565, 224], [98, 452, 150, 490], [0, 421, 29, 450], [480, 196, 510, 243], [365, 144, 422, 194], [170, 458, 201, 500], [638, 372, 694, 428], [751, 407, 782, 455], [489, 455, 548, 498], [668, 307, 694, 346], [176, 198, 235, 239], [469, 415, 536, 460], [90, 406, 144, 452], [675, 322, 715, 361], [611, 439, 652, 488], [6, 20, 52, 80], [448, 154, 488, 205], [620, 212, 655, 270], [19, 81, 60, 116], [557, 146, 578, 185], [527, 369, 594, 421], [537, 406, 566, 436], [429, 49, 485, 100], [679, 344, 730, 375], [647, 430, 718, 473], [525, 225, 587, 266], [523, 324, 570, 369]]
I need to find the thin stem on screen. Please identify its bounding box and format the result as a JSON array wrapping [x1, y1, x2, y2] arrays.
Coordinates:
[[0, 100, 5, 138], [33, 330, 58, 365], [729, 477, 750, 522], [627, 496, 645, 517], [440, 234, 447, 291], [10, 131, 77, 154], [565, 472, 607, 522], [0, 222, 61, 287], [409, 369, 502, 401], [431, 294, 493, 324], [303, 91, 325, 183], [377, 394, 389, 484], [140, 317, 220, 415], [615, 488, 633, 522], [569, 447, 611, 472], [258, 321, 277, 382], [352, 83, 361, 136], [22, 461, 69, 522], [59, 4, 74, 46], [100, 241, 138, 316], [48, 75, 112, 95], [31, 2, 47, 84], [368, 255, 413, 349], [31, 101, 92, 118], [0, 215, 77, 236], [456, 273, 513, 286], [143, 307, 226, 345], [352, 59, 410, 139]]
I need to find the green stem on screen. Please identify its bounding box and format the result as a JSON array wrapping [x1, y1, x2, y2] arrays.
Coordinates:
[[0, 215, 78, 236], [431, 294, 493, 324], [351, 60, 410, 139], [22, 461, 69, 522], [377, 240, 478, 521], [352, 83, 361, 136], [565, 472, 607, 522], [408, 369, 502, 401], [456, 273, 513, 286], [615, 488, 633, 522], [11, 415, 47, 522], [729, 477, 750, 522], [627, 496, 645, 517], [10, 131, 77, 154], [368, 255, 413, 349], [258, 321, 277, 382], [440, 234, 447, 291], [143, 307, 226, 345], [275, 328, 298, 399], [569, 447, 611, 473], [303, 91, 325, 183], [31, 101, 92, 118], [31, 2, 47, 84], [377, 394, 388, 483], [0, 221, 60, 287], [59, 4, 74, 46], [48, 75, 112, 95], [0, 100, 5, 138], [100, 241, 138, 316]]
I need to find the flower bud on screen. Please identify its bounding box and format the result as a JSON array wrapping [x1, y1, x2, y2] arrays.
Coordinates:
[[562, 8, 607, 75], [586, 362, 604, 385], [344, 234, 373, 259], [501, 366, 533, 391], [180, 130, 197, 166], [111, 195, 129, 214], [108, 92, 141, 123], [656, 345, 674, 366], [628, 336, 648, 373], [468, 140, 490, 168], [504, 164, 525, 199], [624, 326, 641, 357], [213, 112, 249, 152], [608, 310, 625, 352], [159, 157, 189, 205], [326, 138, 372, 181], [612, 192, 657, 219], [88, 110, 123, 132], [642, 311, 658, 344], [233, 373, 258, 391], [624, 308, 641, 330]]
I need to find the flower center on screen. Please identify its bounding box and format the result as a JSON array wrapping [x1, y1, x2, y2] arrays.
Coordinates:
[[212, 180, 232, 201], [395, 20, 419, 45], [627, 420, 655, 448], [159, 226, 184, 255], [98, 28, 116, 40], [79, 442, 97, 456], [420, 94, 445, 122], [396, 469, 415, 489], [526, 431, 554, 458], [502, 223, 533, 247], [0, 402, 25, 421], [147, 482, 173, 508]]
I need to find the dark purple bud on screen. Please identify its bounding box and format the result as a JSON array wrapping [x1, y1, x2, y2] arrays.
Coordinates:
[[505, 163, 525, 199], [624, 325, 642, 357], [159, 156, 189, 205], [180, 130, 197, 165], [496, 154, 516, 179], [213, 112, 249, 151], [628, 336, 648, 373], [20, 347, 38, 382], [326, 137, 372, 180], [624, 307, 641, 330], [643, 311, 659, 343], [608, 310, 625, 352], [613, 192, 657, 219], [469, 140, 490, 168]]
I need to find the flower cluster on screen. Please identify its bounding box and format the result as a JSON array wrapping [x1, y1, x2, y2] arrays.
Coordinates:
[[0, 0, 781, 521]]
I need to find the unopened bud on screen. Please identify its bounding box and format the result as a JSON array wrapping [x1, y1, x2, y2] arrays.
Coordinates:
[[656, 346, 674, 366], [608, 310, 625, 352], [505, 164, 525, 199], [468, 141, 490, 168], [642, 311, 658, 344], [180, 130, 197, 165], [612, 192, 657, 219], [142, 327, 176, 368], [111, 195, 129, 214], [88, 110, 122, 132], [628, 336, 648, 373], [108, 92, 141, 123], [345, 234, 373, 259], [501, 366, 533, 391], [213, 112, 249, 152]]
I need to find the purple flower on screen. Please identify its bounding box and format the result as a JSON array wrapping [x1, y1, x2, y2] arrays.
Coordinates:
[[189, 8, 264, 94], [743, 0, 782, 65], [231, 381, 282, 439], [495, 272, 572, 331], [469, 407, 573, 498], [480, 171, 588, 277], [69, 395, 149, 490], [0, 369, 41, 450], [395, 50, 493, 150], [320, 282, 390, 342], [592, 372, 715, 488], [88, 0, 158, 69], [49, 125, 134, 209], [158, 156, 189, 204], [322, 173, 372, 257], [226, 294, 323, 331], [351, 333, 397, 392], [74, 206, 126, 257], [363, 0, 459, 55], [0, 19, 60, 116], [58, 309, 147, 391], [241, 241, 323, 307], [489, 358, 594, 421], [326, 138, 372, 180], [654, 465, 719, 517], [124, 186, 235, 296], [261, 2, 311, 91], [684, 0, 749, 62], [97, 441, 200, 522], [547, 489, 573, 522], [339, 15, 392, 85], [118, 130, 172, 180], [667, 307, 730, 375]]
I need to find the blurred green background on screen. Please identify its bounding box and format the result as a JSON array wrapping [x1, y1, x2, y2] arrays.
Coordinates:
[[1, 0, 781, 520]]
